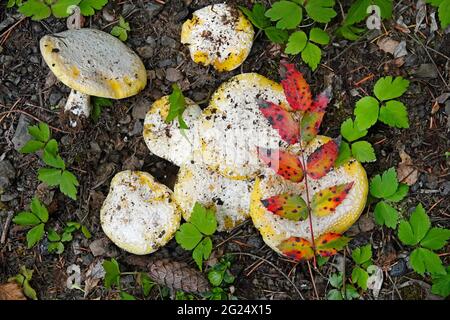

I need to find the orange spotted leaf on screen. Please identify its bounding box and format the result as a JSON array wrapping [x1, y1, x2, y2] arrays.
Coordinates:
[[257, 99, 299, 144], [280, 61, 312, 111], [300, 111, 325, 143], [258, 147, 304, 182], [311, 182, 354, 217], [261, 193, 308, 221], [278, 237, 314, 261], [315, 233, 351, 257], [306, 140, 339, 179]]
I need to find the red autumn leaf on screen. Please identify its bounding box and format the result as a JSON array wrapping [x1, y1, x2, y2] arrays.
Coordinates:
[[315, 233, 351, 257], [300, 90, 331, 143], [257, 99, 299, 144], [310, 89, 331, 112], [306, 140, 339, 179], [279, 61, 312, 111], [278, 237, 314, 261], [261, 193, 308, 221], [311, 182, 354, 217], [258, 147, 304, 182]]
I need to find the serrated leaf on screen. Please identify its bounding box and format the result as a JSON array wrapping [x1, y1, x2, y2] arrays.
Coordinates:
[[309, 28, 330, 45], [305, 0, 337, 23], [258, 100, 299, 144], [20, 140, 45, 154], [140, 273, 155, 296], [375, 0, 393, 19], [18, 0, 51, 21], [327, 289, 343, 300], [28, 123, 50, 142], [306, 140, 339, 179], [379, 100, 409, 128], [301, 42, 322, 70], [278, 237, 314, 261], [438, 0, 450, 29], [37, 168, 62, 186], [398, 220, 416, 245], [30, 197, 48, 223], [344, 0, 370, 25], [103, 258, 120, 289], [351, 141, 376, 162], [315, 233, 351, 257], [257, 147, 304, 182], [370, 167, 398, 199], [239, 4, 271, 29], [280, 61, 312, 111], [79, 0, 108, 16], [48, 242, 64, 254], [26, 223, 45, 248], [175, 223, 202, 250], [285, 31, 308, 55], [264, 27, 289, 44], [61, 232, 72, 242], [47, 229, 61, 242], [352, 266, 369, 290], [311, 182, 354, 217], [13, 212, 41, 226], [329, 272, 343, 288], [261, 193, 308, 221], [189, 202, 217, 236], [385, 183, 409, 202], [374, 201, 399, 229], [354, 96, 379, 130], [110, 26, 127, 42], [193, 237, 212, 271], [208, 270, 223, 287], [265, 1, 302, 29], [373, 76, 409, 101], [167, 84, 188, 129], [340, 118, 367, 142], [420, 227, 450, 250], [60, 170, 79, 200], [336, 25, 366, 40], [410, 203, 430, 243], [335, 141, 352, 167], [410, 248, 445, 275], [352, 244, 372, 265], [431, 267, 450, 297], [51, 0, 80, 18]]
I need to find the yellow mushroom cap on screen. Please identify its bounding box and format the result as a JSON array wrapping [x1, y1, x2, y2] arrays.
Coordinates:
[[143, 96, 202, 166], [249, 136, 368, 255], [174, 161, 253, 231], [197, 73, 298, 180], [40, 28, 147, 99], [181, 4, 254, 72], [100, 170, 181, 255]]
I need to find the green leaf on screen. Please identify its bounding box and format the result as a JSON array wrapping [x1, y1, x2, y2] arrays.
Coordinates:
[[398, 220, 416, 246], [375, 0, 393, 19], [20, 140, 45, 154], [60, 170, 79, 200], [79, 0, 108, 16], [189, 202, 217, 236], [352, 244, 372, 265], [38, 167, 62, 186], [370, 167, 398, 199], [118, 16, 130, 31], [22, 279, 38, 300], [374, 201, 399, 229], [13, 212, 40, 226], [264, 27, 289, 44], [91, 97, 112, 122], [343, 0, 370, 25], [285, 31, 307, 55], [431, 267, 450, 298], [351, 141, 376, 162], [327, 289, 343, 300], [51, 0, 81, 18], [111, 25, 128, 42], [265, 1, 302, 29], [48, 241, 64, 254], [316, 255, 329, 267], [61, 232, 73, 242], [175, 223, 203, 250], [140, 273, 155, 296], [438, 0, 450, 29], [410, 248, 445, 276], [42, 151, 65, 169], [167, 84, 187, 129], [28, 123, 50, 142], [239, 4, 271, 29], [26, 223, 45, 248], [301, 42, 321, 70], [340, 118, 367, 142], [120, 292, 136, 300], [7, 0, 16, 8], [47, 229, 61, 242], [336, 25, 365, 40], [30, 197, 48, 223], [309, 28, 330, 45], [208, 270, 223, 286], [385, 183, 409, 202], [410, 203, 431, 243], [352, 266, 369, 290], [305, 0, 337, 23], [103, 258, 120, 289], [373, 76, 409, 101], [19, 0, 51, 21], [193, 237, 213, 271], [378, 100, 409, 128], [345, 285, 360, 300], [81, 225, 92, 239], [335, 141, 352, 167], [223, 271, 235, 284], [420, 228, 450, 250], [329, 272, 343, 288], [354, 96, 379, 130]]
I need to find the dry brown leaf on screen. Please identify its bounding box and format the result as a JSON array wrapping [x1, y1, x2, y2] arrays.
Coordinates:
[[0, 282, 27, 300], [397, 149, 419, 186], [377, 37, 399, 55]]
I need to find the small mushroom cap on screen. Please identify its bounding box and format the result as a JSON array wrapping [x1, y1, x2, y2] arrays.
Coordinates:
[[181, 4, 254, 71], [143, 96, 202, 166], [249, 136, 368, 255], [40, 28, 147, 99], [198, 73, 297, 179], [174, 161, 252, 232], [100, 170, 181, 255]]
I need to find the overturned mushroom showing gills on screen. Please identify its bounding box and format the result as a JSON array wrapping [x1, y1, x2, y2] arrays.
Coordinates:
[[181, 4, 254, 71], [40, 28, 147, 127], [100, 170, 181, 255]]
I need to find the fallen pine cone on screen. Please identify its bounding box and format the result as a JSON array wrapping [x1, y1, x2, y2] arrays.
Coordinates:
[[127, 256, 210, 294]]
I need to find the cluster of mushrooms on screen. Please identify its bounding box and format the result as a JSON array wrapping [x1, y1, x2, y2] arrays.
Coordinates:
[[39, 4, 368, 257]]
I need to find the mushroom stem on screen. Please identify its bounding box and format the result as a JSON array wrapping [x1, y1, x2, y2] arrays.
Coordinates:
[[64, 89, 91, 127]]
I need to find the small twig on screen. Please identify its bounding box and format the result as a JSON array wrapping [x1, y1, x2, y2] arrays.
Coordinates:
[[0, 109, 70, 133], [307, 260, 320, 300], [1, 211, 14, 245]]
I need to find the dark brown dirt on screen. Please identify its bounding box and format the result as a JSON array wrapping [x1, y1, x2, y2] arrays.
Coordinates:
[[0, 0, 449, 300]]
